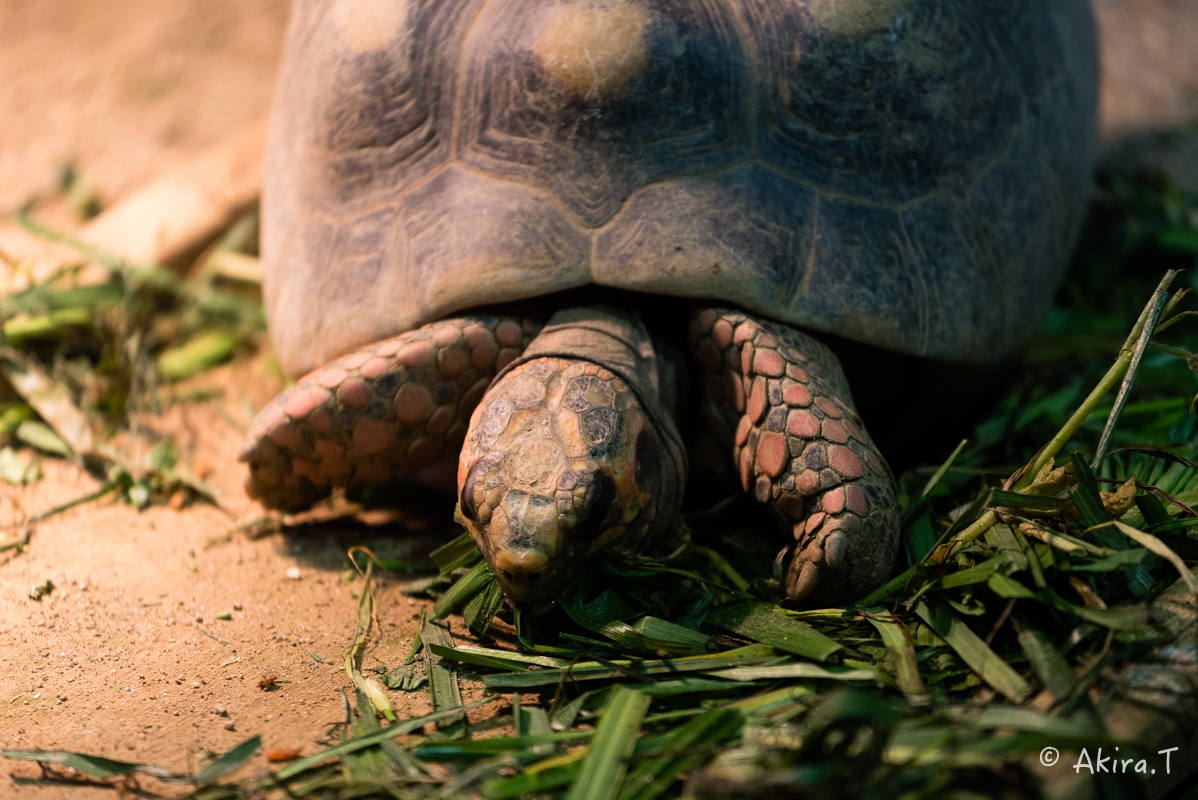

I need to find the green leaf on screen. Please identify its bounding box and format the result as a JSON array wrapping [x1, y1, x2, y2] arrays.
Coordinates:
[[0, 404, 35, 437], [565, 685, 651, 800], [430, 532, 482, 574], [702, 664, 875, 682], [905, 513, 937, 563], [433, 561, 493, 620], [422, 616, 465, 736], [938, 557, 1004, 589], [552, 693, 589, 732], [990, 490, 1075, 516], [272, 695, 503, 780], [916, 440, 968, 504], [344, 562, 396, 722], [418, 731, 589, 761], [145, 439, 177, 471], [987, 574, 1035, 598], [1111, 521, 1198, 594], [383, 620, 424, 689], [1160, 225, 1198, 252], [972, 706, 1093, 737], [1043, 591, 1149, 630], [194, 736, 261, 785], [0, 447, 41, 485], [1, 749, 183, 782], [1134, 494, 1173, 529], [516, 698, 554, 756], [865, 611, 925, 698], [561, 579, 661, 652], [15, 420, 72, 457], [156, 330, 239, 381], [1069, 452, 1109, 528], [705, 601, 841, 661], [630, 616, 712, 655], [1089, 525, 1155, 598], [1066, 548, 1151, 572], [913, 600, 1030, 702], [1017, 628, 1074, 701], [486, 765, 579, 799], [427, 642, 531, 672], [618, 709, 743, 800], [483, 655, 783, 690], [515, 603, 535, 649], [428, 643, 570, 670], [462, 574, 506, 637]]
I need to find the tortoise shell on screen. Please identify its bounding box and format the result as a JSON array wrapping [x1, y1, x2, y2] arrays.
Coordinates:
[[263, 0, 1098, 377]]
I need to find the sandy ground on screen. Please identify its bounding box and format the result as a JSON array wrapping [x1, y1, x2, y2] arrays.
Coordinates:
[[1, 0, 1197, 796]]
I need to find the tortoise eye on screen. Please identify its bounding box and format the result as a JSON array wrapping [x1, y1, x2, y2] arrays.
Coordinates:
[[459, 462, 484, 524], [572, 472, 617, 543]]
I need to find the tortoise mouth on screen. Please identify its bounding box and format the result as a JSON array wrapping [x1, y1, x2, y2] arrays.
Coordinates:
[[467, 482, 623, 604]]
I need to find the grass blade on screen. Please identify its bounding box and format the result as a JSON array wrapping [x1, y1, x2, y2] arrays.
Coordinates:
[[565, 685, 651, 800], [913, 600, 1030, 702], [702, 664, 875, 682], [1111, 521, 1198, 593], [272, 695, 503, 780], [1090, 278, 1169, 468], [430, 643, 570, 670], [431, 532, 482, 574], [1017, 270, 1178, 488], [433, 561, 493, 620], [156, 330, 239, 381], [618, 709, 743, 800], [194, 735, 261, 785], [423, 616, 466, 736], [383, 616, 424, 689], [705, 601, 840, 661], [1, 749, 184, 782], [0, 348, 95, 455], [865, 612, 926, 699], [486, 766, 579, 799], [428, 642, 531, 672], [1017, 628, 1073, 701], [462, 575, 506, 637], [630, 616, 712, 655], [344, 558, 396, 722], [482, 656, 783, 690]]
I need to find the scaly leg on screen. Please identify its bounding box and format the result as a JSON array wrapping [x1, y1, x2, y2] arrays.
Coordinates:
[[241, 316, 539, 511], [689, 308, 899, 605]]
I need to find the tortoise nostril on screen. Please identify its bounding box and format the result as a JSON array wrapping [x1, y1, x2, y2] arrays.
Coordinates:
[[501, 569, 515, 581]]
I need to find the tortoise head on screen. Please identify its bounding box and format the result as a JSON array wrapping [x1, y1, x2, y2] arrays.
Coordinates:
[[457, 357, 667, 604]]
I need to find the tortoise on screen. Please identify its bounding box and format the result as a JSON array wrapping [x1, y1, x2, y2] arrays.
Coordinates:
[[240, 0, 1098, 606]]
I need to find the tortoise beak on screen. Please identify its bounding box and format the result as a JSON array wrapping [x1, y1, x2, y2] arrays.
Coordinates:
[[486, 490, 576, 603]]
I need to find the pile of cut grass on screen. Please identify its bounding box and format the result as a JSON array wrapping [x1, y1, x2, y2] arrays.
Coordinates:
[[0, 208, 266, 547], [2, 168, 1197, 798]]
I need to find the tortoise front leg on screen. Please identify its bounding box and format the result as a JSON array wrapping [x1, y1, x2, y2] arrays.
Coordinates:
[[240, 316, 539, 511], [689, 309, 899, 605]]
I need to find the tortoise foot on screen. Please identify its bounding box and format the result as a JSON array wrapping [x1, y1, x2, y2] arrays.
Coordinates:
[[240, 316, 539, 512], [689, 309, 899, 606]]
